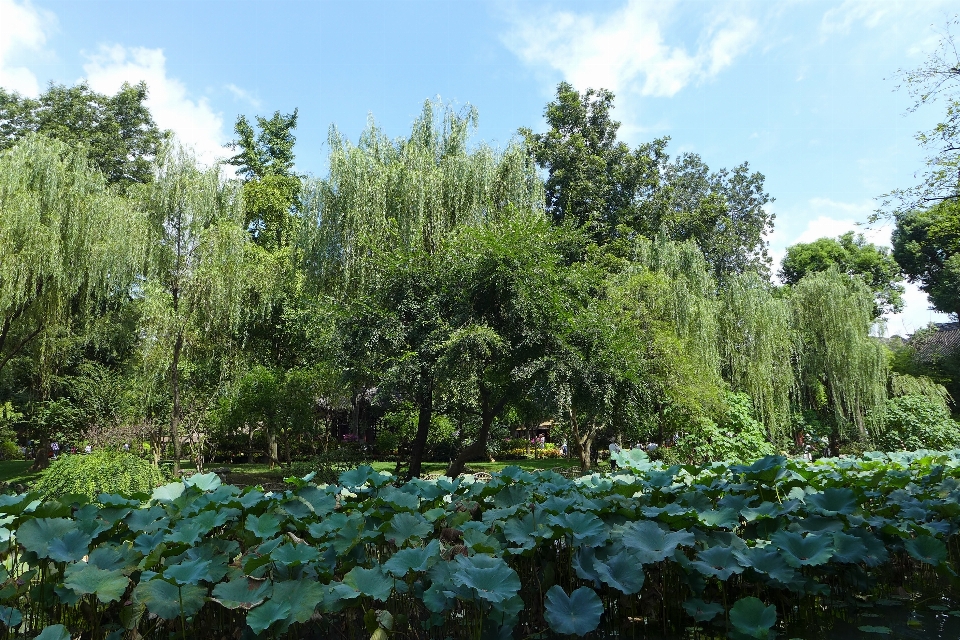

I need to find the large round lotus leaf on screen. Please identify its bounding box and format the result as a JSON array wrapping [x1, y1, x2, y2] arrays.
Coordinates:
[[549, 511, 607, 547], [729, 596, 777, 638], [344, 565, 393, 601], [34, 625, 70, 640], [246, 598, 291, 634], [451, 554, 521, 604], [733, 548, 798, 586], [295, 486, 336, 516], [502, 513, 552, 548], [165, 557, 216, 585], [593, 549, 645, 595], [683, 598, 723, 622], [544, 585, 603, 636], [47, 529, 94, 563], [831, 532, 869, 564], [383, 539, 440, 577], [183, 472, 221, 492], [621, 521, 695, 564], [698, 508, 740, 529], [905, 536, 948, 566], [771, 531, 833, 567], [806, 488, 857, 516], [245, 513, 281, 539], [271, 541, 320, 566], [572, 546, 601, 583], [339, 465, 391, 489], [133, 579, 206, 620], [0, 606, 21, 629], [17, 518, 77, 558], [691, 545, 744, 580], [151, 482, 185, 503], [272, 580, 327, 624], [733, 456, 787, 483], [378, 486, 421, 511], [63, 563, 129, 603], [385, 512, 432, 547], [211, 577, 271, 610], [846, 528, 889, 566]]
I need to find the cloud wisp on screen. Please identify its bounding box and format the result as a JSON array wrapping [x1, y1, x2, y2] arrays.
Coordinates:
[[502, 0, 757, 99]]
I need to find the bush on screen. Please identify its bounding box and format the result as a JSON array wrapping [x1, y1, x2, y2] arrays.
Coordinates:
[[33, 450, 166, 499], [675, 392, 774, 464], [0, 441, 20, 460], [873, 394, 960, 451]]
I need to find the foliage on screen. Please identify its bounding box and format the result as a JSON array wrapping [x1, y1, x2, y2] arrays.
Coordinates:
[[780, 232, 905, 317], [675, 392, 775, 464], [1, 451, 959, 638], [0, 442, 19, 461], [0, 81, 167, 190], [522, 81, 773, 278], [31, 450, 165, 499], [872, 395, 960, 451], [892, 201, 960, 317]]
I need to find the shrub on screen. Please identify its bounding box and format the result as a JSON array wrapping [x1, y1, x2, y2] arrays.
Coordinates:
[[0, 441, 20, 460], [32, 450, 166, 499], [873, 394, 960, 451], [675, 392, 774, 464]]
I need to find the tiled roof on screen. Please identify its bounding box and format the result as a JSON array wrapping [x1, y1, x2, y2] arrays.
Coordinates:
[[913, 322, 960, 361]]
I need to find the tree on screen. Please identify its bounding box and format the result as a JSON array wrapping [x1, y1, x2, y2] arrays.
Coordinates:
[[135, 147, 259, 474], [780, 232, 905, 318], [0, 135, 146, 468], [522, 82, 774, 279], [0, 82, 167, 191], [878, 18, 960, 218], [892, 201, 960, 318]]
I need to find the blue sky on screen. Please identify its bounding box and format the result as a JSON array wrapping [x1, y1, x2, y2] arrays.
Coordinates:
[[0, 0, 955, 333]]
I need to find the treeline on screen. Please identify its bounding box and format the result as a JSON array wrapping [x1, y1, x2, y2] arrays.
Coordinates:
[[0, 80, 957, 478]]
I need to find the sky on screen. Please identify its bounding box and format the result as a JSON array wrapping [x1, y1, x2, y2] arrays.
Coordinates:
[[0, 0, 955, 334]]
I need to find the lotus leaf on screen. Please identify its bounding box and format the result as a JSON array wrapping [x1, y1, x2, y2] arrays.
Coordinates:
[[452, 554, 520, 604], [683, 598, 723, 622], [151, 482, 185, 503], [385, 512, 432, 547], [35, 625, 70, 640], [543, 585, 603, 636], [502, 512, 552, 548], [493, 484, 531, 509], [698, 507, 739, 529], [729, 596, 777, 638], [771, 531, 834, 567], [246, 598, 291, 634], [133, 578, 206, 620], [858, 626, 892, 634], [272, 541, 320, 565], [63, 563, 129, 603], [691, 545, 743, 580], [17, 517, 76, 557], [47, 529, 94, 563], [211, 577, 271, 609], [272, 579, 327, 624], [593, 549, 645, 594], [295, 486, 336, 516], [238, 489, 266, 509], [734, 547, 799, 586], [807, 487, 858, 515], [384, 539, 440, 576], [0, 606, 21, 628], [344, 565, 393, 601], [549, 511, 606, 547], [245, 513, 281, 539], [124, 506, 167, 533], [339, 465, 390, 489], [621, 520, 695, 564], [379, 486, 420, 511], [905, 536, 948, 566], [184, 473, 221, 492]]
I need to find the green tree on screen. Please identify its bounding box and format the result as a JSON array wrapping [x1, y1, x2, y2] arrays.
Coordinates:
[[523, 82, 773, 278], [879, 18, 960, 218], [0, 82, 167, 190], [135, 147, 260, 474], [0, 136, 146, 468], [780, 232, 905, 318], [892, 201, 960, 318]]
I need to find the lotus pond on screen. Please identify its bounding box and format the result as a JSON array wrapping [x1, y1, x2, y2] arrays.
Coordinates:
[[1, 449, 959, 639]]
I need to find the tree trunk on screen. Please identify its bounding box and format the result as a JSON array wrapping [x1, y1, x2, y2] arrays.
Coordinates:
[[170, 332, 183, 475], [569, 406, 597, 472], [406, 381, 433, 481], [446, 387, 504, 478], [31, 433, 50, 471], [266, 423, 279, 468]]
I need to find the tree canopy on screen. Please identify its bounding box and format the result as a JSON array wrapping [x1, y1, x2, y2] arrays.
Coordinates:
[[0, 82, 167, 190], [892, 201, 960, 318], [780, 232, 905, 318]]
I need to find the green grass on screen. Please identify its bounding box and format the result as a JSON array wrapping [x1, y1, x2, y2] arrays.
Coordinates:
[[223, 457, 589, 479], [0, 460, 43, 486]]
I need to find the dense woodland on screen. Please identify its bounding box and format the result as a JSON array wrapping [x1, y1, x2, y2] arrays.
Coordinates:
[[0, 64, 958, 482]]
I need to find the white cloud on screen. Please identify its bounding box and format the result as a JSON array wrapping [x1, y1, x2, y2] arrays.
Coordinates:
[[226, 83, 261, 109], [820, 0, 950, 37], [0, 0, 55, 97], [502, 0, 757, 99], [83, 45, 227, 165]]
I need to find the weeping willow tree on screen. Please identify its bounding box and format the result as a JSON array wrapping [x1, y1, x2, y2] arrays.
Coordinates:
[[300, 100, 544, 297], [0, 135, 146, 468], [134, 147, 266, 473], [789, 268, 888, 445], [718, 272, 795, 446]]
